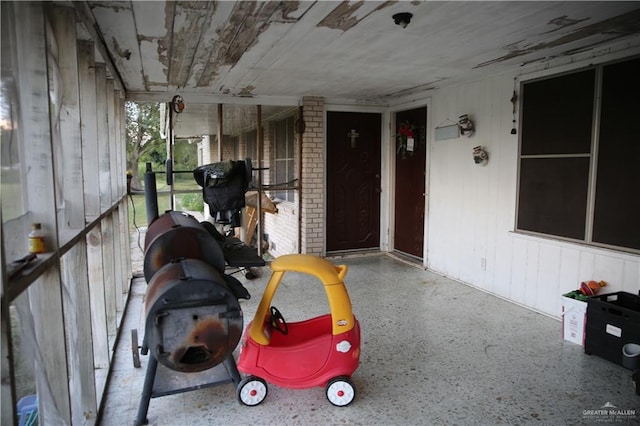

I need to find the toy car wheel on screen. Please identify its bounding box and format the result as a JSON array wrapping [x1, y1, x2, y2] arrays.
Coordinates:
[[326, 376, 355, 407], [237, 376, 268, 406]]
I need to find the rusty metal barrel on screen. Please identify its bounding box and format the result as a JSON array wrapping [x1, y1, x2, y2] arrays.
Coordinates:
[[143, 211, 225, 282], [144, 258, 243, 372]]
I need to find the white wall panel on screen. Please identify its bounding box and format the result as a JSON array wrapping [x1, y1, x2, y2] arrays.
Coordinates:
[[558, 247, 581, 313], [426, 69, 640, 318], [622, 261, 640, 293], [535, 244, 561, 315], [509, 237, 528, 305]]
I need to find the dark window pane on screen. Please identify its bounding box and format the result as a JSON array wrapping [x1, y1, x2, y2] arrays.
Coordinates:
[[286, 117, 294, 155], [272, 116, 295, 201], [593, 58, 640, 250], [275, 121, 287, 158], [274, 158, 286, 200], [521, 69, 595, 155], [246, 129, 257, 161], [517, 157, 589, 240]]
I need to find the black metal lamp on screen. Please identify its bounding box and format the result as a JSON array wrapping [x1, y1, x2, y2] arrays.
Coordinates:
[[392, 12, 413, 29]]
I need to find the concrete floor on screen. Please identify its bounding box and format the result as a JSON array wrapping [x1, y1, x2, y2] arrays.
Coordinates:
[[100, 254, 639, 425]]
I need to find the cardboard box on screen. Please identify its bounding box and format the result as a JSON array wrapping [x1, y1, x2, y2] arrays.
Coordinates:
[[561, 295, 587, 346]]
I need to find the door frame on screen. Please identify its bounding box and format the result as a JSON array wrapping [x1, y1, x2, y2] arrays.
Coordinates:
[[324, 104, 387, 254], [324, 99, 432, 264], [388, 98, 432, 268]]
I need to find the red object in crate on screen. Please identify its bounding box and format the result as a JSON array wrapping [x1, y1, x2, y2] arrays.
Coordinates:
[[580, 280, 606, 296], [236, 254, 361, 407]]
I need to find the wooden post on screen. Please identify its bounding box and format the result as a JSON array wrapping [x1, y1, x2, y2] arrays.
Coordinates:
[[51, 6, 98, 423], [101, 215, 117, 341], [61, 243, 98, 424], [95, 64, 111, 212], [77, 40, 100, 220], [86, 226, 110, 401], [107, 79, 118, 203], [1, 219, 17, 424], [51, 5, 85, 230], [14, 2, 71, 423]]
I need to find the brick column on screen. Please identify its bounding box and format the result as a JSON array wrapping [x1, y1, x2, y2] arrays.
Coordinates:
[[300, 96, 325, 255]]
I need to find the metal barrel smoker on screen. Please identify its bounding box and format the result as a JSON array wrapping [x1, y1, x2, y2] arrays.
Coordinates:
[[134, 211, 252, 425]]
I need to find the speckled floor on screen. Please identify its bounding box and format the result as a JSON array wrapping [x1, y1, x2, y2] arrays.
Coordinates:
[[100, 254, 639, 425]]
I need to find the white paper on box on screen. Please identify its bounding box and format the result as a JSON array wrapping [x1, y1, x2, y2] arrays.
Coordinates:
[[561, 296, 587, 346], [606, 324, 622, 337]]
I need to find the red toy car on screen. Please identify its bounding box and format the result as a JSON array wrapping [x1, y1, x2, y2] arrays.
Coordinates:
[[237, 254, 361, 406]]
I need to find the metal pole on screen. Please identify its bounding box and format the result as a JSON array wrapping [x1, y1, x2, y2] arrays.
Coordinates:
[[217, 104, 223, 162], [134, 356, 158, 426], [144, 162, 159, 225], [297, 105, 303, 253], [256, 105, 263, 257], [168, 102, 175, 210]]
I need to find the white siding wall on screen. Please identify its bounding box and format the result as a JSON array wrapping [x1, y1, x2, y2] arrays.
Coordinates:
[[426, 71, 640, 319], [264, 199, 299, 256]]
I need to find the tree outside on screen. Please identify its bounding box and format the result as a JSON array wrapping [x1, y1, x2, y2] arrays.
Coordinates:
[[125, 101, 165, 191], [125, 101, 203, 228]]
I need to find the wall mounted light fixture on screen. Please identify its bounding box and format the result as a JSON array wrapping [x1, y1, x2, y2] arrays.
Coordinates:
[[393, 12, 413, 28], [458, 114, 475, 137], [473, 146, 489, 166], [171, 95, 185, 113]]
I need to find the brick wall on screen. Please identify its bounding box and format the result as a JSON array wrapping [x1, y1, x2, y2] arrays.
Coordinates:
[[198, 133, 235, 163], [263, 199, 298, 255], [198, 135, 212, 163], [300, 96, 325, 255], [195, 101, 326, 257], [223, 136, 237, 161], [262, 116, 300, 257]]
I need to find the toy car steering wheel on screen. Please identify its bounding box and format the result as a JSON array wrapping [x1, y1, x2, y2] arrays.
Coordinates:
[[269, 306, 288, 335]]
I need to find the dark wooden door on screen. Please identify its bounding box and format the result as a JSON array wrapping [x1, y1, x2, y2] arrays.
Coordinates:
[[394, 107, 427, 258], [326, 112, 381, 252]]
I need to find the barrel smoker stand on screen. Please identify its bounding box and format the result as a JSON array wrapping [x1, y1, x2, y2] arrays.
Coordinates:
[[134, 349, 241, 425]]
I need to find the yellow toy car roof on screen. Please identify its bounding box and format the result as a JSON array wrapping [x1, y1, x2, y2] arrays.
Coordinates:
[[248, 254, 355, 345]]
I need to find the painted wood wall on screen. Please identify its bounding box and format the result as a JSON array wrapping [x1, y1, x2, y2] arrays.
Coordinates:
[[426, 65, 640, 319], [1, 3, 132, 424]]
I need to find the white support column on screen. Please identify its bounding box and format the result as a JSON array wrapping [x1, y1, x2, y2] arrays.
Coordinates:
[[61, 243, 98, 425], [78, 40, 100, 221], [107, 79, 118, 202], [86, 226, 110, 404], [14, 2, 71, 424], [50, 5, 85, 233], [95, 64, 111, 212], [112, 208, 125, 315], [50, 6, 98, 424], [101, 214, 117, 342], [117, 94, 133, 284], [106, 81, 125, 314]]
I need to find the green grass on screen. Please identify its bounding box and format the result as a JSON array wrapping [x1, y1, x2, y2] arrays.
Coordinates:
[[127, 179, 203, 230]]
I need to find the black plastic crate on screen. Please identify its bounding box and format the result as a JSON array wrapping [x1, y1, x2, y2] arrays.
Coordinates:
[[584, 291, 640, 368]]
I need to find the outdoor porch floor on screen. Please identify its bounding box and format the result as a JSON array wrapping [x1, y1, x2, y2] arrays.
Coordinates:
[[99, 254, 639, 425]]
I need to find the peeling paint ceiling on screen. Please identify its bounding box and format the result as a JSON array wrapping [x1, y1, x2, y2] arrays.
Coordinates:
[[84, 1, 640, 104]]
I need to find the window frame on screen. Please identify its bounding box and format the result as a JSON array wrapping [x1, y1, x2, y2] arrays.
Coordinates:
[[271, 116, 296, 203], [515, 57, 640, 254]]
